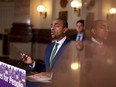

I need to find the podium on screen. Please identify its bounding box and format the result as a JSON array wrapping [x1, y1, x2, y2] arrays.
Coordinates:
[[0, 61, 26, 87]]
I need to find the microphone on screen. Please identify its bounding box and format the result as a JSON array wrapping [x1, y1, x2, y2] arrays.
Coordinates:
[[11, 43, 25, 67], [16, 53, 30, 67], [16, 59, 24, 67]]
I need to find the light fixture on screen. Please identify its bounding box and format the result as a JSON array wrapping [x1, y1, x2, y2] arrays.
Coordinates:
[[70, 50, 81, 71], [107, 7, 116, 20], [71, 62, 80, 70], [70, 0, 82, 16], [109, 8, 116, 14], [37, 5, 47, 18]]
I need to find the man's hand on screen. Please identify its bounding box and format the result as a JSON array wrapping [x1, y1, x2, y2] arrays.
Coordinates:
[[32, 72, 53, 78], [76, 41, 83, 50], [20, 53, 34, 65]]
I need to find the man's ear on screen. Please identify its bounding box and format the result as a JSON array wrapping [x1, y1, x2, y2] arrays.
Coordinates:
[[91, 28, 96, 35], [63, 28, 68, 33]]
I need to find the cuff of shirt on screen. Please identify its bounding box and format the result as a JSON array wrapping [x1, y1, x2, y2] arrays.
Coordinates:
[[29, 61, 35, 69]]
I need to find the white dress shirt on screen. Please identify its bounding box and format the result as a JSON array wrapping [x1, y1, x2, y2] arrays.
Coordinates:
[[91, 37, 103, 45], [30, 36, 67, 69], [53, 36, 67, 56], [76, 33, 83, 41]]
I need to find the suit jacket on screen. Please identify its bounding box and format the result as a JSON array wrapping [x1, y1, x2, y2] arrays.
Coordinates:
[[70, 33, 84, 41], [51, 41, 84, 87], [81, 40, 116, 87], [33, 38, 70, 72]]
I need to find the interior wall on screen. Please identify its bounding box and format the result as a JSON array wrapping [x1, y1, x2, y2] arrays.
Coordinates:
[[13, 0, 30, 23], [0, 2, 14, 33], [0, 0, 116, 59], [9, 43, 32, 60], [0, 2, 14, 57], [52, 0, 81, 29], [102, 0, 116, 32], [31, 43, 48, 60], [0, 0, 115, 32], [30, 0, 52, 29]]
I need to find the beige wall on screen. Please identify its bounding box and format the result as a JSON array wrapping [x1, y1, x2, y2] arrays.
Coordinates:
[[0, 0, 116, 58], [9, 43, 32, 60], [30, 0, 85, 29], [30, 0, 52, 29], [0, 0, 115, 30], [30, 0, 116, 29], [31, 43, 48, 60]]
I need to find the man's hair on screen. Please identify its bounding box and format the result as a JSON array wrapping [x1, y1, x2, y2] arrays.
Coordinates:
[[56, 18, 68, 28], [92, 20, 106, 29], [76, 19, 84, 26]]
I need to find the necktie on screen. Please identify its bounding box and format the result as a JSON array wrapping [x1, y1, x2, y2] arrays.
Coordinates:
[[49, 43, 59, 68], [78, 35, 81, 41]]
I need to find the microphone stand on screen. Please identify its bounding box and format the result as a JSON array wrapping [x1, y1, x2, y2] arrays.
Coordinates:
[[11, 43, 24, 68]]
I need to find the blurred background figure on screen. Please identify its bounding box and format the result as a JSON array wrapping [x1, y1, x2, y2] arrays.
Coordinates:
[[81, 20, 116, 87], [70, 19, 85, 41], [52, 41, 84, 87]]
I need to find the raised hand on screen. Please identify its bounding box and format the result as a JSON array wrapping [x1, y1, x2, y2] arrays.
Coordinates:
[[20, 53, 34, 65]]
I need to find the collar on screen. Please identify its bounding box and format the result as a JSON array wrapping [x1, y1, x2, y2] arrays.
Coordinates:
[[76, 33, 83, 36], [78, 33, 83, 35], [91, 37, 103, 45], [55, 36, 67, 45]]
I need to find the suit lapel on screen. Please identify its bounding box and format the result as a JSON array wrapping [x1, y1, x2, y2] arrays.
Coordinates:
[[45, 42, 55, 71], [71, 34, 77, 40], [50, 39, 70, 70]]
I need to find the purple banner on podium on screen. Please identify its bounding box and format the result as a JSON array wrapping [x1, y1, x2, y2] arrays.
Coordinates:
[[0, 61, 26, 87]]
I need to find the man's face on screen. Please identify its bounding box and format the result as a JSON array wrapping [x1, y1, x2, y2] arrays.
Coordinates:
[[51, 19, 67, 40], [96, 22, 109, 40], [76, 22, 84, 33]]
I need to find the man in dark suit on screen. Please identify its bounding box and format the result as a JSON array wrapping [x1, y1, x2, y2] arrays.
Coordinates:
[[51, 41, 83, 87], [20, 18, 70, 75], [81, 20, 116, 87], [70, 19, 85, 41]]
